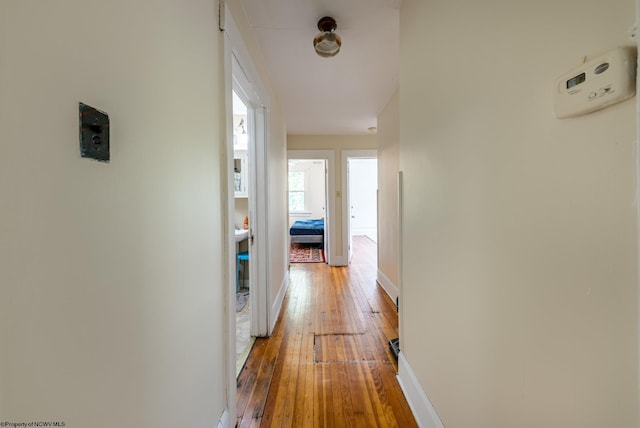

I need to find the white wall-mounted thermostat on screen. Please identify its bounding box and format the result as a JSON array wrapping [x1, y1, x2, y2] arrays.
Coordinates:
[[553, 46, 636, 118]]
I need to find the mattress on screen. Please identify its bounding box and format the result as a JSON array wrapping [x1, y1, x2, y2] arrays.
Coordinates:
[[289, 219, 325, 235]]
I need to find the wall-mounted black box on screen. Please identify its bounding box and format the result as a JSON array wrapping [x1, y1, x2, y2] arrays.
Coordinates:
[[79, 102, 110, 162]]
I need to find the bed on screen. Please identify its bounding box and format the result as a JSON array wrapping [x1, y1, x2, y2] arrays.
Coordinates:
[[289, 219, 325, 245]]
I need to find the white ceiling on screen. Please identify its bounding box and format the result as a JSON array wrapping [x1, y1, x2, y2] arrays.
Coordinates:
[[239, 0, 400, 135]]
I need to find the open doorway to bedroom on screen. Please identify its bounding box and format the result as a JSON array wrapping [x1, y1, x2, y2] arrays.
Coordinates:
[[288, 159, 327, 264]]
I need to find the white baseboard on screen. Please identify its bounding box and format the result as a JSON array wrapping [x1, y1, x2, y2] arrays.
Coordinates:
[[217, 408, 229, 428], [376, 269, 398, 303], [270, 270, 289, 334], [330, 255, 348, 266], [397, 352, 444, 428]]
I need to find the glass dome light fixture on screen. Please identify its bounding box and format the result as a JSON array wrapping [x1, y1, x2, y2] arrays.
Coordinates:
[[313, 16, 342, 58]]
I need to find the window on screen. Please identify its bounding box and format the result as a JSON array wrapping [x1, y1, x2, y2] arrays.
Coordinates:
[[288, 171, 305, 212]]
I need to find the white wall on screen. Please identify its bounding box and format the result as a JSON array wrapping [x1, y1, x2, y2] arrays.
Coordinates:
[[0, 0, 227, 426], [400, 0, 638, 427], [377, 89, 400, 294]]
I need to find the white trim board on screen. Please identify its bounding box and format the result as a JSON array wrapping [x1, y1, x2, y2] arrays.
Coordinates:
[[376, 269, 398, 303], [270, 271, 290, 334], [330, 255, 348, 267], [222, 24, 237, 428], [397, 352, 445, 428], [222, 7, 270, 109], [636, 1, 640, 423], [251, 105, 269, 338]]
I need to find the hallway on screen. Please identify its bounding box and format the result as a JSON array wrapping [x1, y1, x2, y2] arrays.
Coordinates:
[[236, 236, 416, 427]]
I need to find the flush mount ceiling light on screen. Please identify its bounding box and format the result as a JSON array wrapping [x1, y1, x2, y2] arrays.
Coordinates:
[[313, 16, 342, 58]]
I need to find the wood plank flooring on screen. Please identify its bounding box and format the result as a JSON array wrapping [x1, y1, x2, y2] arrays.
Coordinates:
[[236, 236, 417, 427]]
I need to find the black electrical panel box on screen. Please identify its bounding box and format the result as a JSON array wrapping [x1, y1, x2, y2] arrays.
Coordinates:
[[79, 102, 110, 162]]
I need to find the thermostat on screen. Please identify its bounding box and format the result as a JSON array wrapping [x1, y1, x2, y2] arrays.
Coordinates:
[[553, 46, 636, 118]]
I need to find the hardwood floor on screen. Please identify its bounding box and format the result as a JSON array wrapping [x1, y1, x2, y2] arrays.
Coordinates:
[[236, 236, 416, 427]]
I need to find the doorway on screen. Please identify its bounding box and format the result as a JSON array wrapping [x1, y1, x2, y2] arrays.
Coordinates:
[[288, 159, 327, 264], [232, 90, 254, 375], [224, 12, 270, 400], [287, 150, 336, 265], [342, 150, 378, 264], [223, 8, 273, 423], [349, 158, 378, 242]]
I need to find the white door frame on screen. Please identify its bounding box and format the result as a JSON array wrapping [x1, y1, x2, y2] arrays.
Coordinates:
[[341, 150, 377, 263], [222, 6, 270, 422], [287, 150, 336, 265], [636, 0, 640, 420], [224, 2, 270, 335], [231, 83, 268, 338]]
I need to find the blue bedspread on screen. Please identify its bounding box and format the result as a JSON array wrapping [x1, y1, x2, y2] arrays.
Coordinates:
[[290, 219, 325, 235]]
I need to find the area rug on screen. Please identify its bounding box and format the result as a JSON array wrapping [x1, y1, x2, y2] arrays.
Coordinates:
[[290, 243, 325, 263]]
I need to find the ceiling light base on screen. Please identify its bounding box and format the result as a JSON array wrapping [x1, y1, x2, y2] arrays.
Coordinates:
[[314, 16, 342, 58]]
